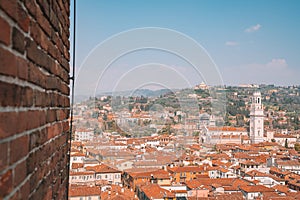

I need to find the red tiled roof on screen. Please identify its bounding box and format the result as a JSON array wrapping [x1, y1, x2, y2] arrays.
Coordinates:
[[69, 171, 94, 176], [71, 163, 84, 169], [86, 164, 120, 174], [272, 184, 290, 194], [168, 166, 204, 173], [277, 160, 300, 166], [208, 126, 247, 132], [68, 185, 101, 197], [141, 184, 175, 199], [239, 185, 274, 193]]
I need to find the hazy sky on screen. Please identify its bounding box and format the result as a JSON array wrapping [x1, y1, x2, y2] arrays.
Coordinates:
[[70, 0, 300, 94]]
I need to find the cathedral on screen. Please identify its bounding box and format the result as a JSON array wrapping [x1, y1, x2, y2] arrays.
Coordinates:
[[200, 91, 265, 145]]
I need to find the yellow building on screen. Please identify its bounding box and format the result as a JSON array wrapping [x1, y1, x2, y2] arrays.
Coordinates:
[[168, 166, 204, 183]]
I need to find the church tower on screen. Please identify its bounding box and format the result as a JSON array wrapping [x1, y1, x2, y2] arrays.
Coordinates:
[[250, 91, 264, 144]]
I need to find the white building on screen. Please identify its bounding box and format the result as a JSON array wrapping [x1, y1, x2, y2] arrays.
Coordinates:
[[250, 92, 264, 144], [201, 126, 248, 144], [75, 128, 94, 141]]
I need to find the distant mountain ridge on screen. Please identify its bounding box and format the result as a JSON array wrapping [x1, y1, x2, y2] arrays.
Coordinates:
[[99, 88, 177, 97], [74, 88, 178, 103]]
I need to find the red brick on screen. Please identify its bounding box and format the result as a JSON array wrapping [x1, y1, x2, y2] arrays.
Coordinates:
[[0, 16, 11, 45], [30, 178, 50, 200], [36, 5, 51, 36], [62, 121, 69, 132], [0, 112, 18, 139], [0, 81, 20, 107], [19, 180, 30, 199], [22, 87, 33, 107], [63, 46, 70, 61], [27, 151, 38, 177], [60, 82, 70, 95], [47, 122, 62, 140], [24, 110, 46, 130], [0, 81, 34, 107], [40, 27, 50, 52], [16, 3, 30, 33], [29, 128, 48, 151], [56, 109, 68, 121], [17, 56, 29, 80], [13, 160, 27, 187], [0, 0, 70, 198], [26, 38, 49, 69], [46, 76, 58, 90], [0, 169, 13, 197], [9, 135, 29, 164], [44, 187, 53, 200], [24, 0, 37, 18], [12, 27, 25, 53], [0, 47, 17, 77], [29, 21, 41, 45], [0, 142, 8, 172], [49, 7, 60, 32], [0, 0, 18, 21], [33, 90, 45, 107], [28, 63, 47, 88], [46, 109, 57, 123], [9, 190, 20, 200], [36, 0, 50, 19]]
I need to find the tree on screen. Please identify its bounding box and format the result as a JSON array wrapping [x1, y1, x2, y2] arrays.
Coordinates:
[[271, 139, 276, 143], [285, 139, 288, 148], [294, 143, 300, 152]]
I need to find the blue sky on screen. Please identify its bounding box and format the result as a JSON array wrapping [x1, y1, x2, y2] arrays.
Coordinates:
[[70, 0, 300, 94]]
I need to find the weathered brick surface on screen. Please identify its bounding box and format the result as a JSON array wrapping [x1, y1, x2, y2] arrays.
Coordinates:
[[0, 16, 11, 45], [0, 0, 70, 199]]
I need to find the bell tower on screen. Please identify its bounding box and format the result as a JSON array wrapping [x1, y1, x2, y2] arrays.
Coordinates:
[[250, 91, 264, 143]]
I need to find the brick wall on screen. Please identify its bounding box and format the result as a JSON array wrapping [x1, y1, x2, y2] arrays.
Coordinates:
[[0, 0, 70, 199]]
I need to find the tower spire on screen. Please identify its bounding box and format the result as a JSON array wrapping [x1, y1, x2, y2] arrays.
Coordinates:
[[250, 91, 264, 144]]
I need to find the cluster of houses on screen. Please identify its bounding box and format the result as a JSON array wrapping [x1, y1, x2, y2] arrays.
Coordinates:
[[68, 92, 300, 199], [68, 132, 300, 200]]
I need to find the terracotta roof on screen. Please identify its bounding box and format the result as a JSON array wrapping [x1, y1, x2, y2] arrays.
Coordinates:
[[100, 185, 138, 200], [277, 160, 300, 166], [68, 185, 101, 197], [129, 169, 170, 179], [239, 160, 260, 166], [140, 184, 175, 199], [71, 163, 84, 169], [168, 166, 204, 173], [272, 184, 290, 194], [71, 152, 85, 157], [85, 164, 120, 174], [269, 167, 291, 176], [239, 185, 274, 193], [69, 171, 95, 176], [274, 134, 296, 138], [186, 178, 248, 190], [208, 126, 247, 132]]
